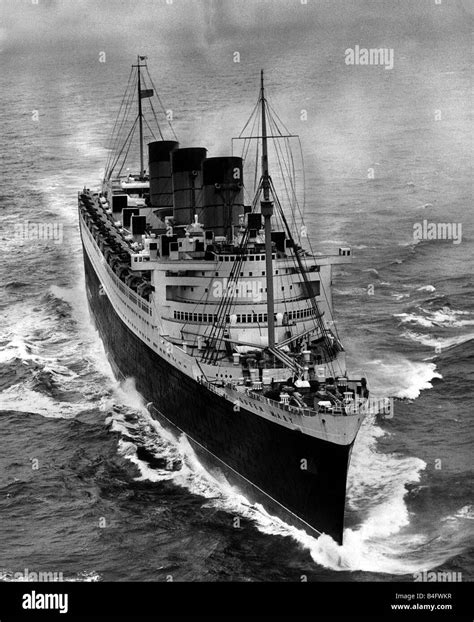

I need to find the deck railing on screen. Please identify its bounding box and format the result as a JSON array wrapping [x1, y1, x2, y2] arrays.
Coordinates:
[[197, 377, 351, 418]]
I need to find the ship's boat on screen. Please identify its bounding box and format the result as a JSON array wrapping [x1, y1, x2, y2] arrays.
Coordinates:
[[78, 56, 375, 544]]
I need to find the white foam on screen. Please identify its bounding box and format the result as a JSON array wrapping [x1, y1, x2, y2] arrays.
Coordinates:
[[107, 392, 458, 575], [0, 334, 46, 364], [364, 356, 442, 400], [402, 330, 474, 350], [425, 307, 474, 328], [0, 386, 91, 419], [394, 312, 434, 328], [396, 307, 474, 329], [452, 505, 474, 521], [391, 293, 410, 300]]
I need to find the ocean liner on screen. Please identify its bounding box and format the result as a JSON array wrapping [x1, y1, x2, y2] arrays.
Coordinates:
[[78, 57, 371, 544]]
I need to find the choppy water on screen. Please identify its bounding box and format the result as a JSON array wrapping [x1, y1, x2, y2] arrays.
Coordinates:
[[0, 0, 473, 582]]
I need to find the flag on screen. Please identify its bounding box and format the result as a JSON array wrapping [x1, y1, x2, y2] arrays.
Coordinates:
[[140, 89, 154, 99], [139, 55, 148, 61]]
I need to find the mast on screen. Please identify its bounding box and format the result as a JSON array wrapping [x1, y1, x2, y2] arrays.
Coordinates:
[[260, 70, 276, 349], [136, 55, 145, 178]]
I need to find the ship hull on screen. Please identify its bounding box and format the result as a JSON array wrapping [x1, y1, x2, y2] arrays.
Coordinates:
[[83, 249, 353, 544]]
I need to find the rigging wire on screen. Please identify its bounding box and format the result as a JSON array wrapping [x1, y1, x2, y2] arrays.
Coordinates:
[[106, 72, 139, 179], [145, 66, 178, 142], [117, 119, 139, 178], [105, 66, 135, 176]]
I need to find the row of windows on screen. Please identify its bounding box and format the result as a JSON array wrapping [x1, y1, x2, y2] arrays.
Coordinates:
[[174, 311, 218, 323], [173, 307, 316, 324], [219, 254, 275, 262], [286, 307, 316, 321], [179, 283, 293, 293]]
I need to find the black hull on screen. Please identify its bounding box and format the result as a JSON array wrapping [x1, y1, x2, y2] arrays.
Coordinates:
[[83, 249, 353, 544]]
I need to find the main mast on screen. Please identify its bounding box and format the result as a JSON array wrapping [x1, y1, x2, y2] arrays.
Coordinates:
[[260, 70, 276, 349]]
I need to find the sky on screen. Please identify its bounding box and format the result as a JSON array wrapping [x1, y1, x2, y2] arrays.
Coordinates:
[[0, 0, 471, 55]]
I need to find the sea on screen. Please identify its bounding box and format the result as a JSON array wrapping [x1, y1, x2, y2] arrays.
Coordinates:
[[0, 0, 472, 583]]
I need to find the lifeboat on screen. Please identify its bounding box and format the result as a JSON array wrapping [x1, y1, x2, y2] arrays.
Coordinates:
[[109, 256, 121, 272], [104, 247, 114, 263], [115, 264, 130, 280], [125, 272, 142, 291], [137, 281, 154, 300]]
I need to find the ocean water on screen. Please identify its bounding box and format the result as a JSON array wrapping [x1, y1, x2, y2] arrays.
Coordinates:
[[0, 0, 473, 582]]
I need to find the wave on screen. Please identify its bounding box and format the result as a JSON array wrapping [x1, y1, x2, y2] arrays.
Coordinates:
[[102, 379, 468, 575], [395, 312, 433, 328], [2, 281, 29, 290], [0, 335, 44, 365], [362, 356, 442, 400], [449, 505, 474, 521], [1, 286, 464, 576], [397, 235, 423, 248], [391, 292, 410, 300], [0, 385, 92, 418], [0, 283, 117, 405], [395, 306, 474, 329], [424, 307, 474, 328], [362, 268, 379, 278], [333, 287, 367, 296], [401, 331, 474, 351]]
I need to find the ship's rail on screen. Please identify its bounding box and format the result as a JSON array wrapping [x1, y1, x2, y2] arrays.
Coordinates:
[[243, 387, 320, 418], [197, 377, 355, 418], [79, 205, 152, 316]]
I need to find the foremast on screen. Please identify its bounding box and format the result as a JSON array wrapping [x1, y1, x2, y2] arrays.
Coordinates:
[[133, 55, 147, 179]]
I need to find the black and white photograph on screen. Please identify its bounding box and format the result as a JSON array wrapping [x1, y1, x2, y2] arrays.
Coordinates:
[[0, 0, 472, 618]]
